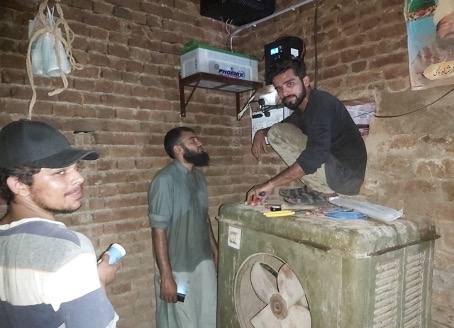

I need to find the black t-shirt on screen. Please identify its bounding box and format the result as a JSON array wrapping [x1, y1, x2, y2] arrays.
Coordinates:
[[282, 89, 367, 195]]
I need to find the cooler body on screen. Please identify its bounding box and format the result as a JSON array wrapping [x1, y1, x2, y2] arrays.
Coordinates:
[[216, 203, 438, 328]]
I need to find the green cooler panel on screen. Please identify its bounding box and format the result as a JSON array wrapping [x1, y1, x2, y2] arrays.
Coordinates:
[[216, 203, 438, 328]]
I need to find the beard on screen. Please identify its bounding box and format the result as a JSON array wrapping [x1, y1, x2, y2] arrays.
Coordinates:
[[183, 147, 210, 167], [31, 193, 81, 214], [29, 186, 82, 215], [282, 87, 307, 110]]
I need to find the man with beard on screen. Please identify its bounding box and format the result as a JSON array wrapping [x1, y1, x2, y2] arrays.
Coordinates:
[[0, 120, 120, 327], [148, 127, 218, 328], [247, 57, 367, 205]]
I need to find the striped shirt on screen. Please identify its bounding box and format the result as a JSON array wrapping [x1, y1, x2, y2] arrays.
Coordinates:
[[0, 218, 118, 328]]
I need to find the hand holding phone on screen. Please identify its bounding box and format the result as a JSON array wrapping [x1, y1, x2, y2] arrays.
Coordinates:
[[177, 293, 186, 302]]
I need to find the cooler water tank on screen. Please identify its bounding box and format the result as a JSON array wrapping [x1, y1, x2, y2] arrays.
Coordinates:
[[216, 203, 438, 328]]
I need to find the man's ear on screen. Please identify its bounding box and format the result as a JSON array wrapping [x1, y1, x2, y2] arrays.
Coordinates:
[[6, 176, 31, 197], [302, 76, 310, 87], [173, 144, 183, 158]]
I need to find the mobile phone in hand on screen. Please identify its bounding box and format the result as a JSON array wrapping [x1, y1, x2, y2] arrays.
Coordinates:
[[177, 293, 186, 302]]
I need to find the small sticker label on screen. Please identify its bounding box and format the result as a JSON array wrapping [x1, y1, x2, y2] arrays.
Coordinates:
[[227, 226, 242, 250]]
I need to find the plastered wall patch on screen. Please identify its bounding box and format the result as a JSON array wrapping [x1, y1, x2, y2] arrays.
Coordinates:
[[228, 226, 242, 250]]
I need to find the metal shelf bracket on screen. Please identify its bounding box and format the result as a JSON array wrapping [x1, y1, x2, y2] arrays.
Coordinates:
[[178, 72, 262, 119]]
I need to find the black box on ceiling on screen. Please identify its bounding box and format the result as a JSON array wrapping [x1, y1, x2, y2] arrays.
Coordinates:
[[200, 0, 276, 26]]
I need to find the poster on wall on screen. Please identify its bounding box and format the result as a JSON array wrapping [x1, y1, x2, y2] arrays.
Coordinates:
[[405, 0, 454, 90]]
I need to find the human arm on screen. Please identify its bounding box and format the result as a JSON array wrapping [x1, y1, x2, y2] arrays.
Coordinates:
[[152, 227, 178, 303], [44, 249, 118, 327], [97, 252, 121, 290], [246, 162, 306, 203], [251, 127, 271, 161]]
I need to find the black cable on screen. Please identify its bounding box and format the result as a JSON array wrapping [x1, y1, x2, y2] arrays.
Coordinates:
[[374, 88, 454, 118]]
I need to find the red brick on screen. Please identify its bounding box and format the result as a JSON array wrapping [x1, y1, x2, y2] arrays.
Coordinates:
[[0, 85, 11, 97], [108, 43, 130, 59], [88, 52, 109, 66], [121, 71, 140, 84], [112, 6, 131, 20], [130, 11, 147, 25], [112, 82, 131, 96], [57, 89, 83, 104], [369, 53, 408, 69], [382, 65, 410, 80], [125, 60, 143, 73], [319, 64, 349, 80], [93, 1, 113, 15], [109, 31, 129, 44], [101, 68, 122, 81]]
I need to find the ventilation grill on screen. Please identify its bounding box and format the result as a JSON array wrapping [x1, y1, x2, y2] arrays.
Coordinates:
[[373, 260, 400, 328], [403, 251, 426, 327]]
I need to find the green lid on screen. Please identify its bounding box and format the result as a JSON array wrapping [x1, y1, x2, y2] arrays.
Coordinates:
[[181, 40, 257, 61], [407, 0, 436, 13]]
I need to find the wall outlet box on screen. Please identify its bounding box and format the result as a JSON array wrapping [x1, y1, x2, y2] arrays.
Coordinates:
[[250, 107, 291, 144]]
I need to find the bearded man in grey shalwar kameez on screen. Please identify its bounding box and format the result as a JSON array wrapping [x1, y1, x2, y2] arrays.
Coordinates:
[[148, 127, 218, 328]]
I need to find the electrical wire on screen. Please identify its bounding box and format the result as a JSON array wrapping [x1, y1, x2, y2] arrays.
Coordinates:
[[374, 88, 454, 118], [313, 0, 320, 89]]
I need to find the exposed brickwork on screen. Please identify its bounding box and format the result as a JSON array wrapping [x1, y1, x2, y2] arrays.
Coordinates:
[[1, 0, 454, 327]]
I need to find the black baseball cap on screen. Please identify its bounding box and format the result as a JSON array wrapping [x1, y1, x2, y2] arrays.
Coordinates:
[[0, 120, 99, 169]]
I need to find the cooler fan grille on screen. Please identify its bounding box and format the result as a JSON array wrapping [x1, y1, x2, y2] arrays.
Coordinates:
[[372, 249, 428, 328], [373, 261, 400, 328], [403, 252, 426, 327]]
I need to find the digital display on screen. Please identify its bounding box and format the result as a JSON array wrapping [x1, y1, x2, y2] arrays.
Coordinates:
[[270, 47, 280, 56]]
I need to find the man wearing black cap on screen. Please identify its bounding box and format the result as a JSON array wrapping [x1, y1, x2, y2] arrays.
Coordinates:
[[0, 120, 120, 328]]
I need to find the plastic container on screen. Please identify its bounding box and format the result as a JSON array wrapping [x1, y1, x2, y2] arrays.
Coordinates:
[[180, 41, 258, 82]]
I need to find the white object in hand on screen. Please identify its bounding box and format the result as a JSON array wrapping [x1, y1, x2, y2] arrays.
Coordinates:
[[107, 243, 126, 264]]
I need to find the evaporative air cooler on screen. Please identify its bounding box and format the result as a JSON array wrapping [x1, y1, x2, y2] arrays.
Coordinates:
[[216, 203, 438, 328]]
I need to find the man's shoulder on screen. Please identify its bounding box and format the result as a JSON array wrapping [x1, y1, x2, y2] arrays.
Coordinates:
[[149, 162, 182, 190], [309, 89, 345, 112], [153, 161, 179, 179], [312, 89, 342, 102], [3, 219, 94, 268], [9, 218, 91, 248]]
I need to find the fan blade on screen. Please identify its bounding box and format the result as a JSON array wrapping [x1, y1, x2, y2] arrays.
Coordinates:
[[281, 305, 311, 328], [251, 262, 278, 303], [277, 264, 307, 308], [251, 305, 282, 328]]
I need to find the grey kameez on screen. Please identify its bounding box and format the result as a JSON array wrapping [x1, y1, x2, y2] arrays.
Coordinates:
[[148, 160, 217, 328]]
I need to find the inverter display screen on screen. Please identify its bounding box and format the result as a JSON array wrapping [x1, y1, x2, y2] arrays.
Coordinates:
[[270, 47, 280, 56]]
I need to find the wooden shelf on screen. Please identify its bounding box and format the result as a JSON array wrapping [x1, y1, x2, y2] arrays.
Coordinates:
[[179, 72, 263, 119]]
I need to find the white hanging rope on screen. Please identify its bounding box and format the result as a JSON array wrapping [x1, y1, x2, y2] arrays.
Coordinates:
[[25, 0, 82, 119]]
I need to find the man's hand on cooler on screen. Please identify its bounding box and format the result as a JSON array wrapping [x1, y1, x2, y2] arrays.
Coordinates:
[[246, 183, 273, 205]]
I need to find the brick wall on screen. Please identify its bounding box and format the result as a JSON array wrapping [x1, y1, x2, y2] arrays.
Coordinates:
[[1, 0, 453, 327]]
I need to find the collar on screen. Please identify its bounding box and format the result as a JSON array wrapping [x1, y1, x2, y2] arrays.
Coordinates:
[[0, 217, 65, 230]]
